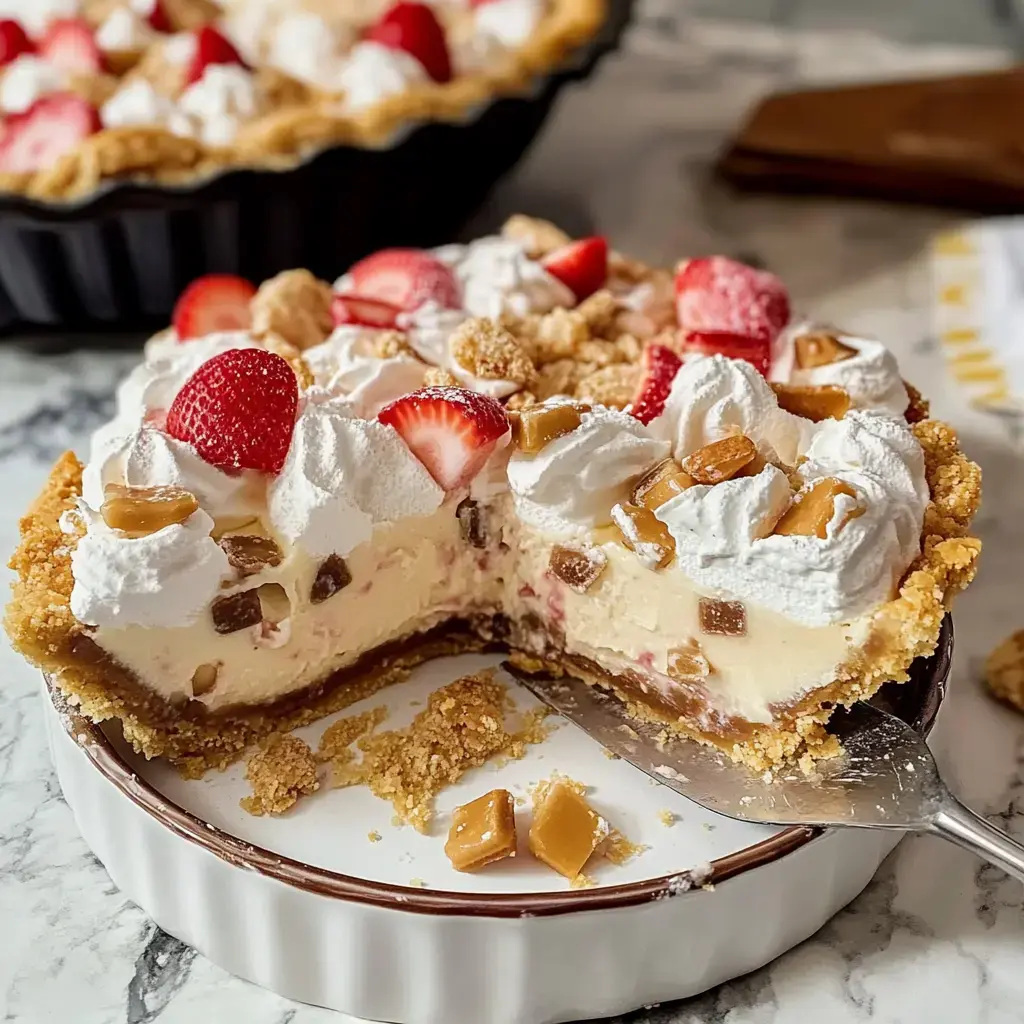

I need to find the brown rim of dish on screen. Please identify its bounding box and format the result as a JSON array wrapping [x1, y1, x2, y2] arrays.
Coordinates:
[[43, 617, 951, 919]]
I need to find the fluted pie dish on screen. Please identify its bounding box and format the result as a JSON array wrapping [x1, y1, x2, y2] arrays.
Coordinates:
[[6, 214, 981, 782]]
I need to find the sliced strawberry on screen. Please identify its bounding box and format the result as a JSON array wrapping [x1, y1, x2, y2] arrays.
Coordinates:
[[347, 248, 460, 311], [629, 343, 681, 425], [378, 386, 508, 491], [680, 329, 772, 377], [0, 20, 34, 67], [186, 25, 246, 85], [331, 293, 402, 329], [166, 348, 298, 474], [38, 18, 104, 75], [365, 2, 452, 84], [143, 0, 173, 33], [542, 236, 608, 302], [0, 93, 100, 174], [674, 256, 790, 342], [173, 274, 256, 341]]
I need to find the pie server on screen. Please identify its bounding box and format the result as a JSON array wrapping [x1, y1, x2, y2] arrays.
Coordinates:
[[502, 662, 1024, 882]]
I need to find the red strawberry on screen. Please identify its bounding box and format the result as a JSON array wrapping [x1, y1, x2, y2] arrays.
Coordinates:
[[187, 25, 246, 85], [331, 293, 401, 329], [347, 248, 460, 311], [166, 348, 298, 474], [629, 343, 681, 425], [365, 2, 452, 84], [378, 386, 508, 491], [542, 236, 608, 302], [0, 93, 100, 174], [173, 274, 256, 341], [680, 329, 772, 377], [38, 18, 104, 75], [0, 20, 34, 66], [143, 0, 173, 33], [674, 256, 790, 342]]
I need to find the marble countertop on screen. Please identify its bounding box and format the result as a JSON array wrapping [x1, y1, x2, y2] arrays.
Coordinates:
[[3, 6, 1024, 1023]]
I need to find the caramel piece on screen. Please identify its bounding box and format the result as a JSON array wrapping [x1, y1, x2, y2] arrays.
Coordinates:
[[549, 544, 607, 593], [444, 789, 517, 872], [101, 483, 198, 535], [456, 498, 486, 548], [681, 435, 758, 485], [191, 662, 219, 697], [774, 477, 859, 539], [794, 331, 858, 370], [771, 383, 851, 422], [667, 639, 713, 683], [211, 590, 263, 634], [311, 554, 351, 604], [513, 403, 590, 454], [529, 781, 610, 879], [698, 598, 747, 637], [631, 458, 696, 511], [219, 535, 283, 577], [610, 503, 676, 570]]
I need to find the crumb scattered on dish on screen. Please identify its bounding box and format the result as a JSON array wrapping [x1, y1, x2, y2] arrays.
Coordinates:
[[240, 733, 319, 816], [657, 809, 677, 827], [985, 629, 1024, 712]]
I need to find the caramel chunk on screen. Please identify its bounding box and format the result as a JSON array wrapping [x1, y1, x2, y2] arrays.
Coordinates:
[[512, 403, 589, 454], [219, 534, 283, 576], [680, 435, 758, 485], [771, 383, 851, 422], [774, 477, 859, 539], [191, 662, 219, 697], [667, 639, 713, 683], [610, 503, 676, 570], [793, 331, 858, 370], [529, 781, 610, 880], [311, 554, 352, 604], [698, 598, 747, 637], [456, 498, 486, 548], [445, 789, 517, 872], [549, 544, 607, 593], [101, 483, 198, 535], [631, 458, 696, 511], [211, 590, 263, 634]]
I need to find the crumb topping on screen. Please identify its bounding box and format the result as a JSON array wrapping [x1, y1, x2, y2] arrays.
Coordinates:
[[240, 733, 319, 816], [449, 318, 536, 386], [251, 269, 334, 352]]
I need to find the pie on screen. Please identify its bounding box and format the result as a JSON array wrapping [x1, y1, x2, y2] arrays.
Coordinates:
[[0, 0, 604, 200], [5, 215, 982, 776]]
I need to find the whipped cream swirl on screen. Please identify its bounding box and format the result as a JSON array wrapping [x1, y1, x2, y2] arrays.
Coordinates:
[[475, 0, 544, 47], [267, 13, 356, 92], [177, 65, 261, 147], [101, 78, 180, 132], [0, 56, 67, 115], [338, 42, 429, 112], [96, 5, 156, 52]]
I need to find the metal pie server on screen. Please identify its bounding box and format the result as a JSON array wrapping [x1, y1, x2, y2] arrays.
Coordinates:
[[503, 658, 1024, 882]]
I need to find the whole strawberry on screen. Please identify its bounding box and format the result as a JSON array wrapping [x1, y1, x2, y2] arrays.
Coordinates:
[[166, 348, 298, 474]]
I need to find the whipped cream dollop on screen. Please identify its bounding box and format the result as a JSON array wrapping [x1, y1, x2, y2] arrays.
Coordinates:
[[268, 390, 444, 556], [508, 405, 670, 535], [176, 65, 261, 147], [0, 55, 66, 114], [68, 506, 231, 630], [0, 0, 77, 37], [655, 410, 928, 627], [304, 326, 427, 416], [338, 42, 429, 112], [162, 31, 198, 66], [267, 13, 355, 92], [96, 5, 156, 52], [475, 0, 544, 47], [433, 237, 575, 319], [771, 321, 910, 417], [101, 78, 180, 131]]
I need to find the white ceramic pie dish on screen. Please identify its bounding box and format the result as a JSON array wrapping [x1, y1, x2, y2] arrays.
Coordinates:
[[42, 620, 952, 1024]]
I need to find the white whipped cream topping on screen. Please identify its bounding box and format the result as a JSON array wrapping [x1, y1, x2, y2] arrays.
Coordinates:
[[508, 405, 670, 536], [162, 31, 199, 65], [268, 390, 444, 556], [101, 78, 179, 131], [433, 236, 575, 319], [176, 65, 261, 147], [304, 326, 427, 416], [771, 320, 910, 416], [337, 42, 429, 113], [68, 506, 232, 630], [0, 56, 66, 115], [0, 0, 77, 37], [96, 5, 156, 51], [475, 0, 544, 47], [267, 13, 355, 92], [656, 410, 928, 627]]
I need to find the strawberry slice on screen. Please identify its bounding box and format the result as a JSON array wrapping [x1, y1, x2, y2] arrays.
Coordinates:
[[166, 348, 298, 474], [674, 256, 790, 342], [680, 329, 772, 377], [331, 293, 402, 329], [172, 274, 256, 341], [541, 236, 608, 302], [0, 20, 34, 66], [186, 25, 246, 85], [365, 2, 452, 84], [629, 343, 682, 425], [142, 0, 173, 33], [378, 386, 509, 491], [38, 18, 104, 75], [347, 248, 460, 311], [0, 93, 100, 174]]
